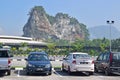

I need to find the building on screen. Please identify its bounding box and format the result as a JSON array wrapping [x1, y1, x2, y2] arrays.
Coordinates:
[[0, 35, 47, 47]]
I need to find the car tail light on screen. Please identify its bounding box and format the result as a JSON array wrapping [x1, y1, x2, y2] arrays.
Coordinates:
[[8, 59, 11, 65], [72, 60, 76, 64], [110, 53, 113, 62], [92, 60, 94, 64]]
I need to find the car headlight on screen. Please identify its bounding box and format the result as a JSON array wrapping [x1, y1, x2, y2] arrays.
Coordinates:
[[45, 64, 51, 68], [28, 64, 35, 67]]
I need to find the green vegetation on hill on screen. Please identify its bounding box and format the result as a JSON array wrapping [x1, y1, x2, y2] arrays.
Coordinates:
[[79, 23, 89, 40], [30, 6, 46, 15], [55, 13, 69, 18], [69, 17, 79, 25], [46, 14, 56, 25]]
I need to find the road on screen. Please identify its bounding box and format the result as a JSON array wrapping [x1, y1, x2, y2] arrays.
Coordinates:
[[0, 70, 120, 80]]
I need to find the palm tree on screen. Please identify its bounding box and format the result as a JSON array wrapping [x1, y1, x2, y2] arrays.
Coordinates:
[[47, 43, 56, 56]]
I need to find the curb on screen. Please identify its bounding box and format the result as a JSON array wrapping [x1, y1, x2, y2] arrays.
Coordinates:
[[11, 59, 62, 61], [11, 67, 62, 71]]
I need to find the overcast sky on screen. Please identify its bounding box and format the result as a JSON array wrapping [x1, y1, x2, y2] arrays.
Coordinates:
[[0, 0, 120, 36]]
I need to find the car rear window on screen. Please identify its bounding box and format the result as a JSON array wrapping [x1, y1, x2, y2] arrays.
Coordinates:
[[113, 53, 120, 60], [0, 50, 9, 57], [73, 54, 91, 59], [28, 54, 49, 61]]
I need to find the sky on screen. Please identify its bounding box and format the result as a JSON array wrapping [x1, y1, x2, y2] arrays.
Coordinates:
[[0, 0, 120, 36]]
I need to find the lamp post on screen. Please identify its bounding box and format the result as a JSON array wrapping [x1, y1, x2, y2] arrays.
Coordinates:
[[106, 20, 114, 52]]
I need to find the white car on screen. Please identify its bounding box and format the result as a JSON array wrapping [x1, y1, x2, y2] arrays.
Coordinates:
[[62, 52, 94, 75]]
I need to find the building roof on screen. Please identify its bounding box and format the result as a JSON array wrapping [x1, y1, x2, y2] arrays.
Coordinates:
[[0, 35, 47, 45], [0, 35, 32, 40]]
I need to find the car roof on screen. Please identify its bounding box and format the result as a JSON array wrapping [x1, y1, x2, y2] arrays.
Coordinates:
[[0, 48, 10, 51], [70, 52, 88, 55], [29, 51, 47, 55], [111, 52, 120, 54]]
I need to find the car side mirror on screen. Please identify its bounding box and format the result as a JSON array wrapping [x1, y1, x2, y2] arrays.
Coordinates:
[[25, 58, 28, 61], [63, 58, 67, 60]]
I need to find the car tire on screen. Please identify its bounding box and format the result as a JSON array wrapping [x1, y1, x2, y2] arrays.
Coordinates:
[[7, 70, 11, 76], [105, 68, 111, 76], [94, 67, 98, 73], [68, 66, 72, 75], [26, 71, 30, 75], [49, 72, 52, 75], [62, 64, 65, 72], [89, 72, 93, 75]]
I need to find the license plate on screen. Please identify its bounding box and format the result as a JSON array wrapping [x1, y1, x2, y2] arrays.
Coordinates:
[[36, 68, 43, 71], [80, 62, 88, 64]]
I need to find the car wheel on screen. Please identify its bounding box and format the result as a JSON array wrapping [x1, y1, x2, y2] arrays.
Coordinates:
[[26, 71, 30, 75], [89, 72, 93, 75], [95, 67, 98, 73], [62, 64, 65, 72], [68, 66, 72, 75], [7, 70, 11, 76], [105, 68, 111, 76], [49, 72, 52, 75]]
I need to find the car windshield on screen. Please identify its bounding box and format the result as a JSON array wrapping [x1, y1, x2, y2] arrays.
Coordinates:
[[0, 50, 9, 57], [113, 53, 120, 60], [28, 54, 49, 61], [73, 54, 91, 59]]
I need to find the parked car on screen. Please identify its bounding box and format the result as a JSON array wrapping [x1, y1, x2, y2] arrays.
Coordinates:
[[95, 52, 120, 76], [62, 52, 94, 75], [0, 48, 13, 75], [25, 51, 52, 75]]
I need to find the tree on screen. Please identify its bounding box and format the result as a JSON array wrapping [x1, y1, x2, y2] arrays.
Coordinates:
[[100, 43, 106, 52], [11, 47, 17, 55], [72, 39, 84, 52], [20, 42, 28, 48], [47, 43, 56, 55], [0, 42, 3, 48]]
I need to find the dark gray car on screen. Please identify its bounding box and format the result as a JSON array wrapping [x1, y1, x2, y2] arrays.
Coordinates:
[[25, 51, 52, 75], [95, 52, 120, 76]]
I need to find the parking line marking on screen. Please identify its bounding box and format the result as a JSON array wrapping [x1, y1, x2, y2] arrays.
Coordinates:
[[52, 68, 63, 77]]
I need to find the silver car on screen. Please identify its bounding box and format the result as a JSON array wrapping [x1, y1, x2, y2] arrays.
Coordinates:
[[62, 52, 94, 75], [0, 49, 13, 75]]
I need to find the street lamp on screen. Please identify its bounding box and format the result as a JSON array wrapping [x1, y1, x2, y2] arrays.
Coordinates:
[[106, 20, 114, 52]]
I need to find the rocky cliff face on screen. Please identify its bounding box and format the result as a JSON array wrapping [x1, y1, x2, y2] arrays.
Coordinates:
[[23, 6, 89, 41]]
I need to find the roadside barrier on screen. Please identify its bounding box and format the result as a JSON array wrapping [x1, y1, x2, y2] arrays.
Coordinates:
[[11, 59, 62, 61]]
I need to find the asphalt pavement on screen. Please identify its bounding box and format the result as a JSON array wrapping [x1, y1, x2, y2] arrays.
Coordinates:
[[0, 69, 120, 80]]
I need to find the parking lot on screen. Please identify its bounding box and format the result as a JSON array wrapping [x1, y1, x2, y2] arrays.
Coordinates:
[[0, 57, 120, 80], [0, 69, 120, 80]]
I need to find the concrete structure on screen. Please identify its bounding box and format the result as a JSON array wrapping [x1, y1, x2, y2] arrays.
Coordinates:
[[0, 35, 47, 46]]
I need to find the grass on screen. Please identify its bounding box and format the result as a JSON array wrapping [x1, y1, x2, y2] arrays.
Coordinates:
[[11, 66, 25, 68], [53, 66, 61, 69]]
